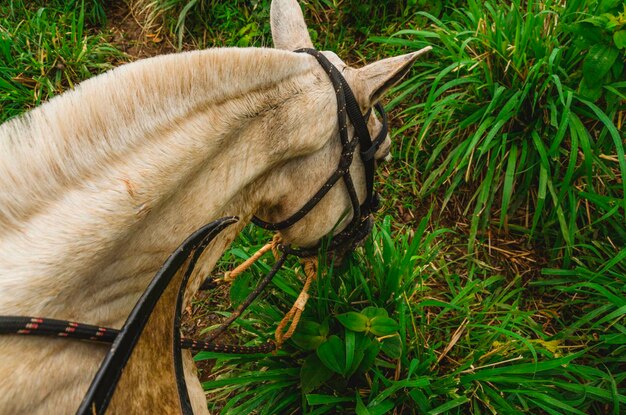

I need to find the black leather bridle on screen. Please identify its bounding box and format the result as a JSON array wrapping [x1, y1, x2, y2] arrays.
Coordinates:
[[252, 48, 388, 257]]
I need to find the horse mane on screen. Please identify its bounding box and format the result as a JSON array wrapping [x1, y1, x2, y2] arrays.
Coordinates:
[[0, 47, 315, 233]]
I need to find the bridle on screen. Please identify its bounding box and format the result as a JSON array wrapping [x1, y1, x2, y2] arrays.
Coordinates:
[[253, 48, 388, 257], [0, 48, 389, 414]]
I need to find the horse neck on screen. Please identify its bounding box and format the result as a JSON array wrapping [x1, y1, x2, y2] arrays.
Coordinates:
[[0, 48, 315, 232], [0, 48, 326, 326]]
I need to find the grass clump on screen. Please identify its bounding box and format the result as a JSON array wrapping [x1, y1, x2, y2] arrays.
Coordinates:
[[377, 0, 625, 264], [126, 0, 420, 57], [198, 216, 446, 413], [198, 216, 625, 414], [128, 0, 273, 49], [0, 0, 125, 122]]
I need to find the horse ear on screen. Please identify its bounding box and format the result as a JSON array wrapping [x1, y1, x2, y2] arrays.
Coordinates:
[[270, 0, 314, 50], [356, 46, 432, 106]]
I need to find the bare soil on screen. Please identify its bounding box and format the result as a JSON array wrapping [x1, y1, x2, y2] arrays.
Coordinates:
[[105, 0, 177, 60]]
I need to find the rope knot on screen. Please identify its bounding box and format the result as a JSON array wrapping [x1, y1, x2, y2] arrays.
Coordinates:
[[223, 235, 282, 283], [217, 236, 319, 352], [274, 256, 318, 348]]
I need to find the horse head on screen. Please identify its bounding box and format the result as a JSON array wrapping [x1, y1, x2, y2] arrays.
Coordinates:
[[254, 0, 429, 250]]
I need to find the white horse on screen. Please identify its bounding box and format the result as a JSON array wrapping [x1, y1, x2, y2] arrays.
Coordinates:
[[0, 0, 427, 413]]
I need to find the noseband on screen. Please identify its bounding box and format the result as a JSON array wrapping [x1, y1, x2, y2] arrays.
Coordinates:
[[252, 48, 388, 257]]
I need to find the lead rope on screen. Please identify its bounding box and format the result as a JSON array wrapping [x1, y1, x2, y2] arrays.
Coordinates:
[[203, 235, 284, 344], [275, 258, 317, 348], [222, 234, 282, 284], [214, 235, 318, 351]]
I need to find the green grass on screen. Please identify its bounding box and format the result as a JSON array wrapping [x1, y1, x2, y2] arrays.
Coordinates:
[[0, 0, 125, 122], [1, 0, 624, 413], [197, 215, 625, 414], [127, 0, 424, 59], [374, 0, 626, 264]]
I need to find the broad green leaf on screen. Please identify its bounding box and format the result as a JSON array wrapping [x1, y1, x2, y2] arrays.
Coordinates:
[[578, 78, 603, 101], [316, 335, 346, 375], [294, 320, 322, 336], [229, 272, 253, 307], [290, 333, 322, 350], [583, 44, 619, 87], [614, 31, 626, 49], [361, 306, 388, 319], [301, 354, 334, 393], [355, 393, 370, 415], [569, 23, 603, 46], [357, 339, 381, 373], [381, 335, 403, 359], [346, 332, 368, 377], [292, 320, 327, 351], [370, 316, 399, 336], [336, 312, 369, 332], [320, 318, 330, 337]]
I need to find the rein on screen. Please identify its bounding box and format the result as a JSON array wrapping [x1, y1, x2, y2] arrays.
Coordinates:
[[0, 315, 274, 354], [0, 49, 386, 358]]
